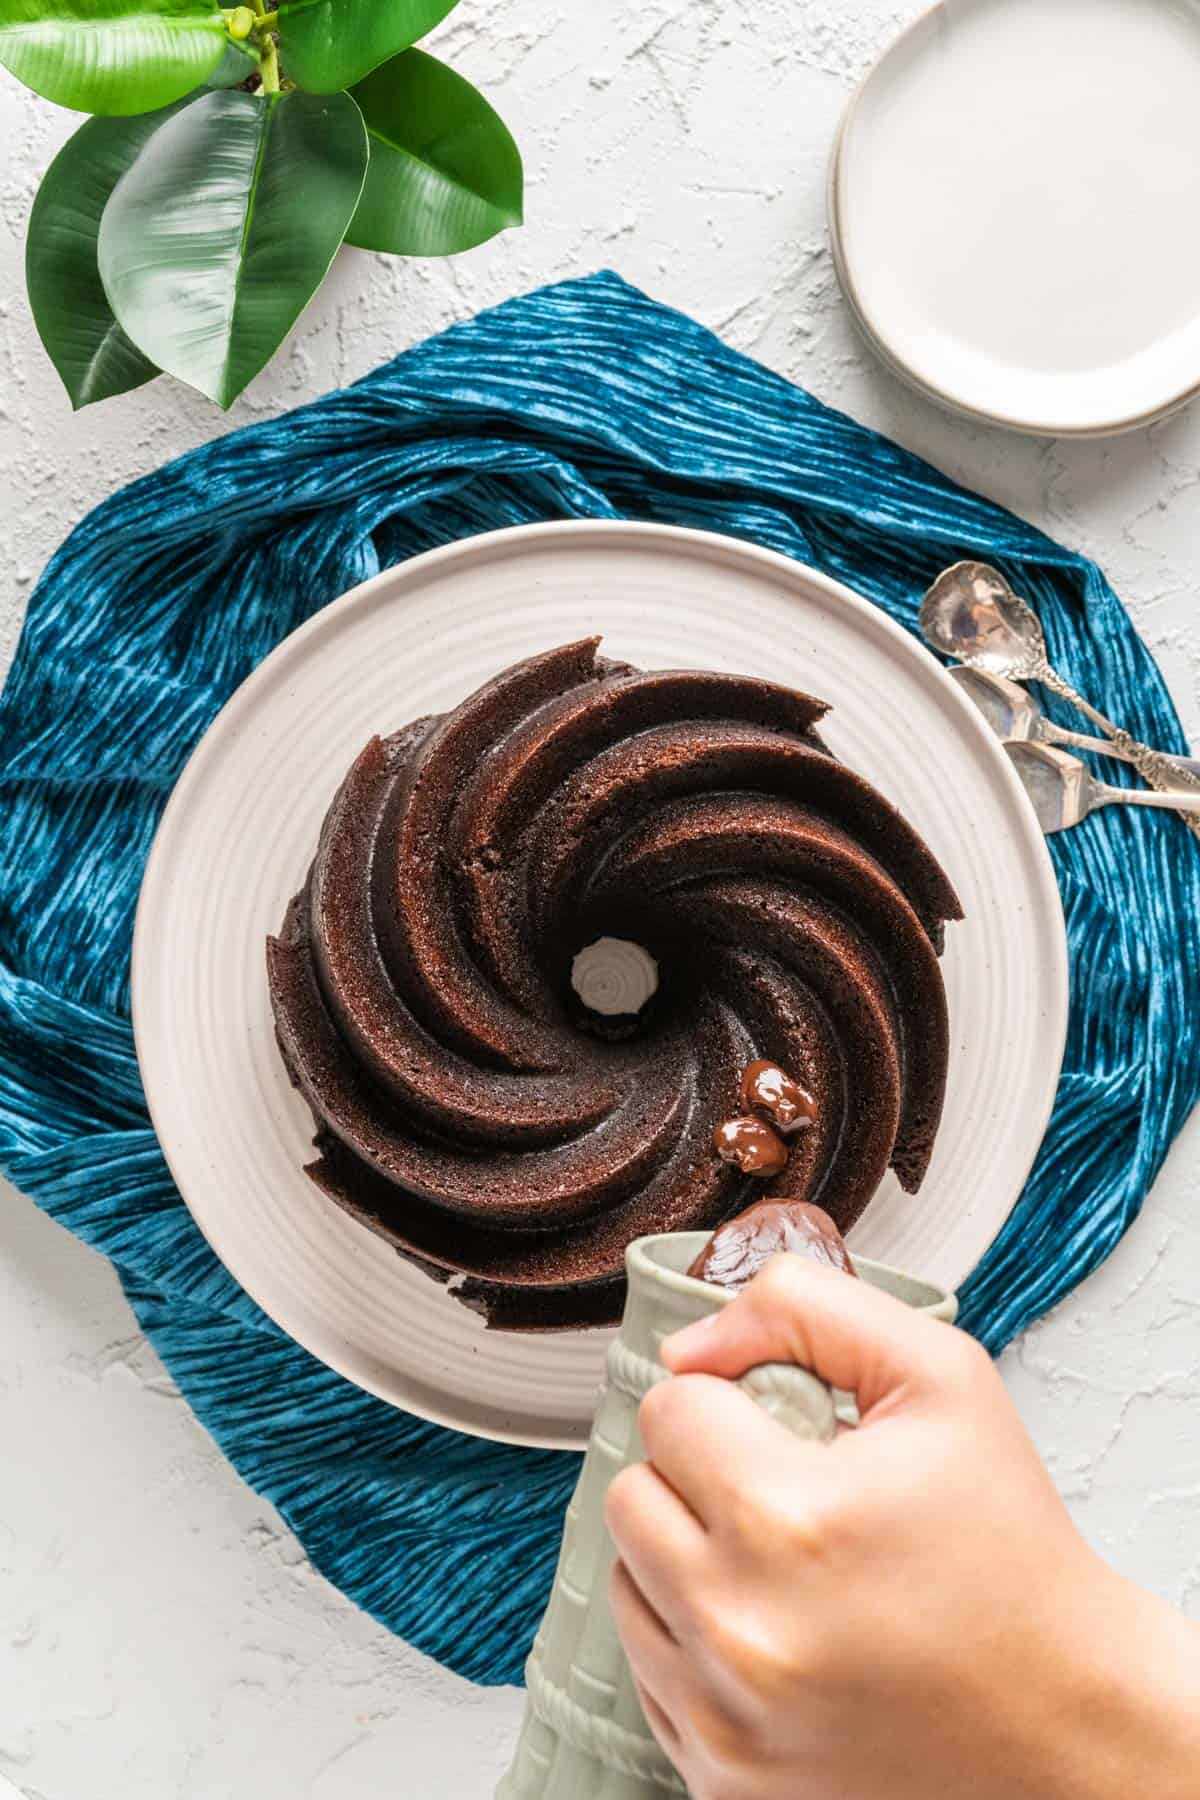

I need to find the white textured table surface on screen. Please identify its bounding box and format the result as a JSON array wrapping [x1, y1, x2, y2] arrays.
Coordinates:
[[2, 5, 1200, 1795]]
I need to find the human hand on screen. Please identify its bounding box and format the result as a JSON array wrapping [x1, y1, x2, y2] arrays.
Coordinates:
[[604, 1257, 1200, 1800]]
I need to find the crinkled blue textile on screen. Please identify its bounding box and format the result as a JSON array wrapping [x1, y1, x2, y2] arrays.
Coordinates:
[[2, 272, 1198, 1686]]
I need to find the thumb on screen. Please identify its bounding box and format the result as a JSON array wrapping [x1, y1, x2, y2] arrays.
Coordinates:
[[661, 1255, 966, 1422]]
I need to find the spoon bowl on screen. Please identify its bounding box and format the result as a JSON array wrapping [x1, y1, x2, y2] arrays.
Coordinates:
[[920, 562, 1047, 678]]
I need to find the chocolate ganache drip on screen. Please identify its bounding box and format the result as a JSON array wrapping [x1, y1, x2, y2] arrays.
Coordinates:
[[688, 1198, 858, 1293], [266, 639, 961, 1331]]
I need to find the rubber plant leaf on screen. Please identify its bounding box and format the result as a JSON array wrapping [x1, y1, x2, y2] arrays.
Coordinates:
[[98, 88, 368, 409], [277, 0, 459, 95], [347, 48, 522, 256], [25, 102, 195, 407], [0, 0, 229, 116], [204, 34, 259, 88]]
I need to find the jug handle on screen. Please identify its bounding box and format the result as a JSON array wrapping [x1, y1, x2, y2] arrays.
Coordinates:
[[606, 1340, 838, 1443], [736, 1361, 837, 1443]]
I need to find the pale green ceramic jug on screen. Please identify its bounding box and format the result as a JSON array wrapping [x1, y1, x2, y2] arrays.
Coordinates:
[[497, 1229, 957, 1800]]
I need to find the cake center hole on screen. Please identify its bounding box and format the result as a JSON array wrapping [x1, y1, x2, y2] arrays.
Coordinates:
[[570, 937, 660, 1020]]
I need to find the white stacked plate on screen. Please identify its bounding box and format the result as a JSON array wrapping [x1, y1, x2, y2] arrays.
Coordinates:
[[133, 522, 1068, 1448], [830, 0, 1200, 436]]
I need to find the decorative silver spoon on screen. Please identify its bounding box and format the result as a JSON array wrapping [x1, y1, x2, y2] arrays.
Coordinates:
[[922, 561, 1200, 842], [1005, 742, 1200, 835], [949, 665, 1200, 785]]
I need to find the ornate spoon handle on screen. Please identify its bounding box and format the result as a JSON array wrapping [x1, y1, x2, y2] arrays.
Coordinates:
[[1036, 663, 1200, 843], [1052, 723, 1200, 782]]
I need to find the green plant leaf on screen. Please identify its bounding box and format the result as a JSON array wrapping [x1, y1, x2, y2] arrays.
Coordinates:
[[277, 0, 457, 95], [204, 32, 259, 87], [98, 88, 368, 408], [346, 49, 522, 256], [0, 0, 229, 115], [26, 102, 195, 408]]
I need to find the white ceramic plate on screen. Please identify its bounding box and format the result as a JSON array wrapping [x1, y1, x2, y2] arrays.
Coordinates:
[[132, 521, 1068, 1449], [830, 0, 1200, 436]]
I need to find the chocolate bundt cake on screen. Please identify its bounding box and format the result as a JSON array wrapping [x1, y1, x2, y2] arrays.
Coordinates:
[[266, 639, 962, 1332]]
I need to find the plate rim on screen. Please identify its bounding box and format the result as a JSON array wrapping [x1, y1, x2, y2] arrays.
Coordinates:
[[827, 0, 1200, 439], [132, 518, 1069, 1447]]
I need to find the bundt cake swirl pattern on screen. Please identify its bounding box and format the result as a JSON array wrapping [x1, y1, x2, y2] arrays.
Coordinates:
[[267, 639, 962, 1331]]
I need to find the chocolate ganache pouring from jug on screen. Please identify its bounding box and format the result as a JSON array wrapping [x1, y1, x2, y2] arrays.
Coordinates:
[[267, 639, 962, 1331]]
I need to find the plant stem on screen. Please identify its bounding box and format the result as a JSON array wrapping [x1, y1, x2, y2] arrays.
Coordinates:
[[250, 0, 280, 91], [258, 33, 280, 92]]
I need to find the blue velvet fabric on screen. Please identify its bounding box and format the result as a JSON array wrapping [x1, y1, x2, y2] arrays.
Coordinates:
[[2, 272, 1198, 1686]]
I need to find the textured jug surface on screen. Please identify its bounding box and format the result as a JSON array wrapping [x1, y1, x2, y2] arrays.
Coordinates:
[[497, 1233, 955, 1799]]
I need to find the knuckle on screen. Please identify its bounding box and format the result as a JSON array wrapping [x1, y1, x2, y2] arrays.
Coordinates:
[[707, 1613, 767, 1683], [690, 1590, 743, 1666], [722, 1475, 848, 1565], [744, 1638, 805, 1708], [686, 1586, 725, 1643], [691, 1692, 751, 1764], [692, 1597, 801, 1699], [640, 1372, 724, 1461], [727, 1618, 822, 1708], [752, 1254, 805, 1312], [607, 1557, 628, 1613], [801, 1479, 866, 1556], [943, 1326, 994, 1390], [603, 1465, 644, 1542], [695, 1779, 752, 1800], [636, 1368, 676, 1440], [718, 1480, 775, 1551], [636, 1375, 694, 1447]]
